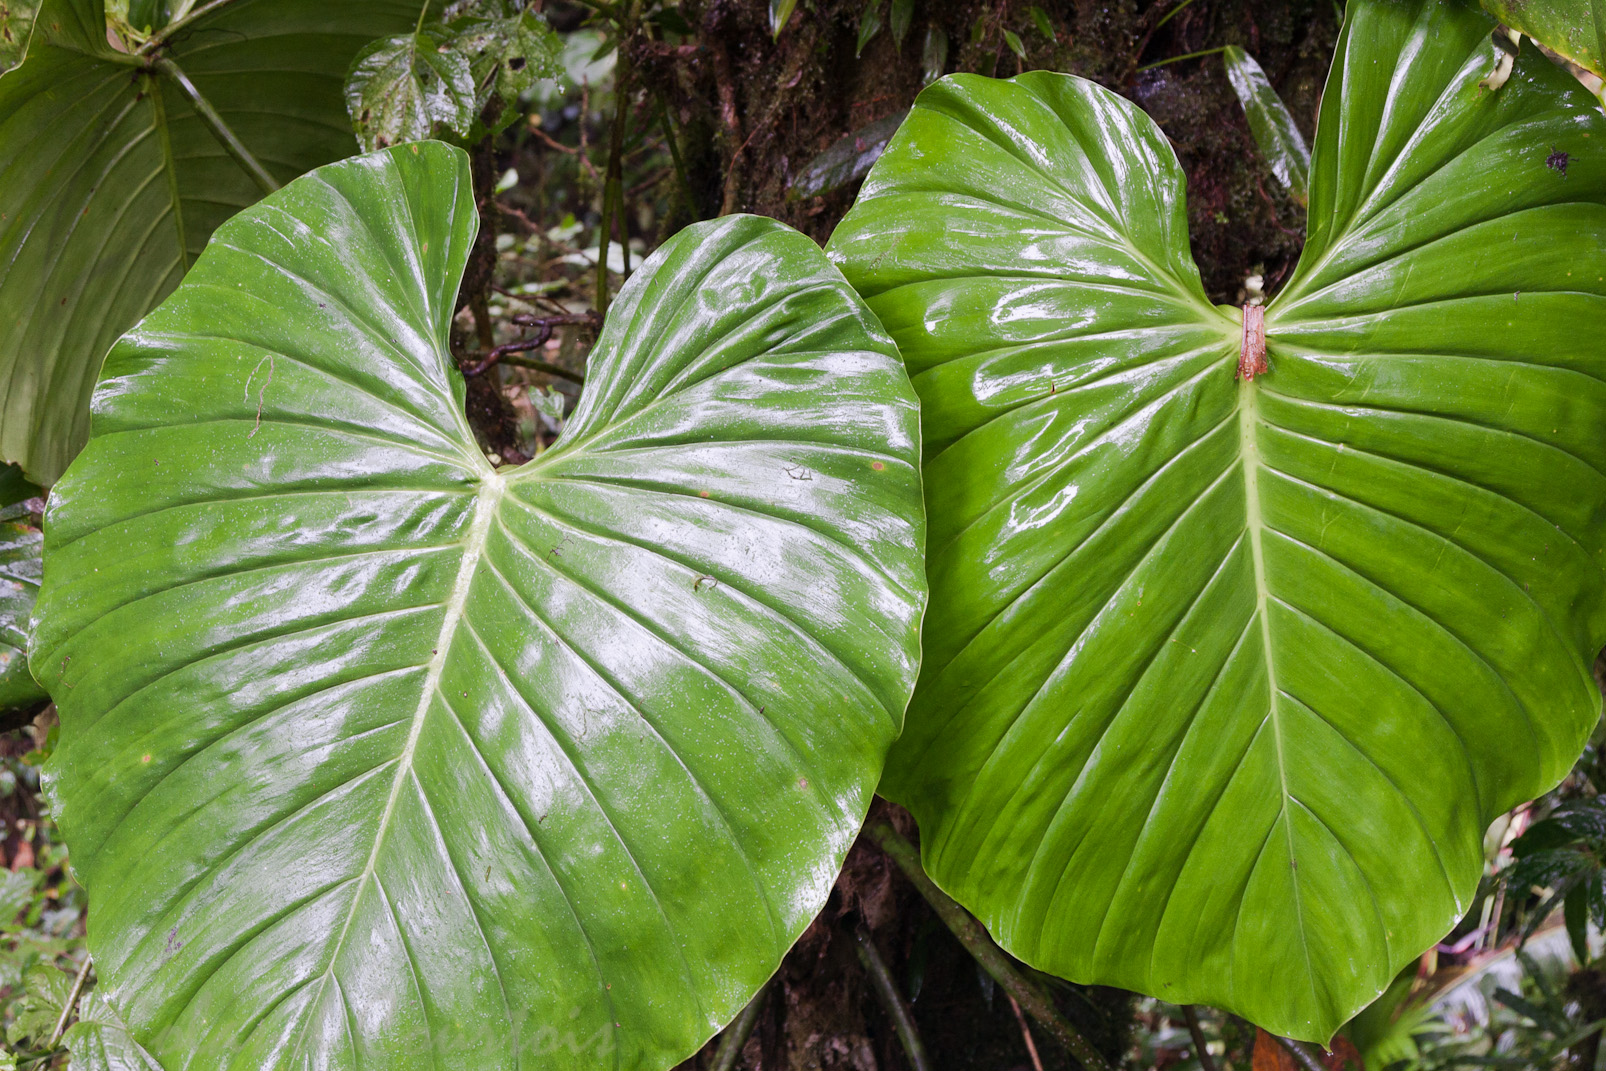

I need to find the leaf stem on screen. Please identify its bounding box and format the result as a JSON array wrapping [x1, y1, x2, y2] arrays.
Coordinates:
[[1008, 994, 1046, 1071], [1273, 1035, 1329, 1071], [711, 982, 767, 1071], [656, 95, 698, 220], [1136, 44, 1229, 72], [152, 56, 278, 194], [138, 0, 239, 53], [48, 953, 92, 1049], [1183, 1006, 1220, 1071], [1153, 0, 1201, 32], [595, 1, 635, 316], [866, 821, 1112, 1071], [856, 927, 934, 1071]]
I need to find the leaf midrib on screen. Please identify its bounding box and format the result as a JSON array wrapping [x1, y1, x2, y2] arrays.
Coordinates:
[[300, 470, 506, 1039], [1237, 373, 1321, 1008]]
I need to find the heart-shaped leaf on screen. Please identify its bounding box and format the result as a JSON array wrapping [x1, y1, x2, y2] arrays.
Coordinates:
[[828, 0, 1606, 1041], [33, 140, 925, 1070], [0, 0, 425, 484]]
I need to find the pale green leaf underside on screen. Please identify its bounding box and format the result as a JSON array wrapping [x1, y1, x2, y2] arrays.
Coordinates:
[[0, 0, 424, 483], [827, 0, 1606, 1042], [34, 143, 926, 1070], [1482, 0, 1606, 77]]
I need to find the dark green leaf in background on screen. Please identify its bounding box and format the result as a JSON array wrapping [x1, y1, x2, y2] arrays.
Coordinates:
[[0, 0, 426, 484], [126, 0, 169, 32], [1223, 44, 1310, 204], [1482, 0, 1606, 77], [890, 0, 912, 48], [856, 0, 882, 58], [788, 110, 910, 200], [921, 25, 947, 83], [34, 142, 926, 1070], [828, 0, 1606, 1042], [1029, 6, 1054, 40]]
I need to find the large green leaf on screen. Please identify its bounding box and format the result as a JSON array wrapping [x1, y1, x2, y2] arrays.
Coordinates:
[[0, 0, 424, 484], [33, 141, 925, 1070], [827, 0, 1606, 1042], [1482, 0, 1606, 77]]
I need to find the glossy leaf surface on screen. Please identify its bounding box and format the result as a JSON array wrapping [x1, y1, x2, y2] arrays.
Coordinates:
[[0, 0, 423, 483], [63, 994, 164, 1071], [345, 9, 563, 151], [1223, 44, 1310, 204], [0, 465, 42, 710], [828, 0, 1606, 1041], [346, 26, 479, 151], [34, 141, 925, 1070], [1483, 0, 1606, 76], [0, 0, 34, 71]]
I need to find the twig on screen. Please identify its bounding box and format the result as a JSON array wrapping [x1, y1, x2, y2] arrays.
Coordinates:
[[595, 2, 635, 314], [1183, 1006, 1220, 1071], [152, 56, 278, 194], [627, 166, 672, 199], [528, 125, 604, 182], [1273, 1035, 1329, 1071], [462, 314, 595, 379], [1008, 994, 1045, 1071], [494, 354, 586, 384], [856, 928, 933, 1071], [711, 982, 768, 1071], [655, 95, 699, 216], [465, 339, 568, 380], [867, 822, 1112, 1071], [613, 161, 633, 279], [48, 953, 92, 1049]]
